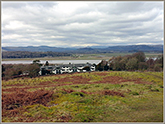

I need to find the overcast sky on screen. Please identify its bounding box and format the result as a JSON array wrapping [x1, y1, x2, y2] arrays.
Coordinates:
[[2, 1, 164, 47]]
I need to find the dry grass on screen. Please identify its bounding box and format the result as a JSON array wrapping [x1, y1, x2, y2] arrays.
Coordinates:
[[2, 71, 163, 122]]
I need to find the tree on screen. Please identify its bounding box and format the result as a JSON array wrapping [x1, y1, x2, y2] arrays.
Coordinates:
[[96, 60, 107, 71], [2, 63, 41, 80], [109, 56, 127, 71], [119, 57, 128, 70], [155, 55, 163, 68], [2, 51, 71, 58], [138, 62, 148, 70], [28, 64, 40, 78], [126, 58, 138, 71], [33, 59, 40, 63], [146, 58, 155, 71], [33, 59, 42, 67], [112, 61, 121, 71], [45, 61, 49, 66], [154, 64, 162, 72], [132, 52, 146, 63]]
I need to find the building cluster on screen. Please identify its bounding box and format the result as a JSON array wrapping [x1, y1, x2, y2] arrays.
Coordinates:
[[39, 63, 96, 75]]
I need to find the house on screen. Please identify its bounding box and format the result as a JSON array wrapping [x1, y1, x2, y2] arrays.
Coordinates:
[[39, 62, 96, 76], [39, 66, 56, 75]]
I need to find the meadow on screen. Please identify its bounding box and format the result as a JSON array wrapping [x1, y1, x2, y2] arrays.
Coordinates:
[[2, 71, 163, 122]]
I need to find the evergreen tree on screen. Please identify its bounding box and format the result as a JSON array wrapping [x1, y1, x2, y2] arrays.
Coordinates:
[[45, 61, 49, 66]]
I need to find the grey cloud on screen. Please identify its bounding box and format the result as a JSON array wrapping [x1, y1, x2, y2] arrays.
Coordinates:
[[2, 1, 57, 8], [2, 1, 163, 47], [2, 2, 26, 8]]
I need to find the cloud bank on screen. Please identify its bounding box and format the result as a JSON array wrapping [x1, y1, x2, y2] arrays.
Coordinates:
[[2, 1, 164, 47]]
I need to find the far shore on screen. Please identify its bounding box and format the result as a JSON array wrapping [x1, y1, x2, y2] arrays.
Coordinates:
[[2, 52, 162, 61], [2, 57, 107, 61]]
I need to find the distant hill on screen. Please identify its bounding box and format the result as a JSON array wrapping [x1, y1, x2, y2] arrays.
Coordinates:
[[2, 45, 163, 54], [106, 45, 163, 53], [2, 46, 76, 52], [2, 51, 71, 59]]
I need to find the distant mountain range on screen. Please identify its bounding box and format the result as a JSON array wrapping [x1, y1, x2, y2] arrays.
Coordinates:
[[2, 46, 76, 52], [2, 45, 163, 53]]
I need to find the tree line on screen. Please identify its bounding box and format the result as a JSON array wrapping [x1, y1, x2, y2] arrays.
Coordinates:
[[96, 52, 163, 72], [2, 51, 71, 58], [2, 60, 54, 80], [2, 63, 40, 80]]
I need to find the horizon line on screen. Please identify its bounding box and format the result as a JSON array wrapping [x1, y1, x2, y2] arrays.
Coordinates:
[[2, 44, 163, 48]]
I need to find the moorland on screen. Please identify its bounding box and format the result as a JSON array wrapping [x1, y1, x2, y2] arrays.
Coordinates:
[[2, 71, 163, 122]]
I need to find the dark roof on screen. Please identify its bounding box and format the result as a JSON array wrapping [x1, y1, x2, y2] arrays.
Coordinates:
[[41, 63, 94, 69]]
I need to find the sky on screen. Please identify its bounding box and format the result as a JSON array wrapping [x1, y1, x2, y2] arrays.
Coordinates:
[[1, 1, 164, 47]]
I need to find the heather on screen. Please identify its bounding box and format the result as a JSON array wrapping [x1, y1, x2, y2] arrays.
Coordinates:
[[2, 71, 163, 122]]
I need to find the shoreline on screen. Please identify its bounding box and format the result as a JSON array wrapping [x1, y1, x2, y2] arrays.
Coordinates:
[[2, 57, 105, 61], [2, 52, 162, 61]]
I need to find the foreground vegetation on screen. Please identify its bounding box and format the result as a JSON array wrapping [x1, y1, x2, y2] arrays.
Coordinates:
[[2, 71, 163, 122]]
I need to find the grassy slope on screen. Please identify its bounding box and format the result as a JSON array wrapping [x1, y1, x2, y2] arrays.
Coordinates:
[[2, 71, 163, 122]]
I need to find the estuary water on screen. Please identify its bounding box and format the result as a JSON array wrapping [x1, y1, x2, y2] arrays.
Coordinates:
[[1, 60, 102, 65]]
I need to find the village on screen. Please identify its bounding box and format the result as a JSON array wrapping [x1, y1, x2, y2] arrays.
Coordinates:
[[39, 62, 96, 75]]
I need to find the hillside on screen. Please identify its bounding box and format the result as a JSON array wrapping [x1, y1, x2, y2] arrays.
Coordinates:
[[2, 46, 76, 52], [2, 71, 163, 122], [106, 45, 163, 52], [2, 45, 163, 53], [2, 51, 71, 59]]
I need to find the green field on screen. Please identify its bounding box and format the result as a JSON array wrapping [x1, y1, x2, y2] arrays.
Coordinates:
[[2, 52, 162, 61], [2, 71, 163, 122]]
